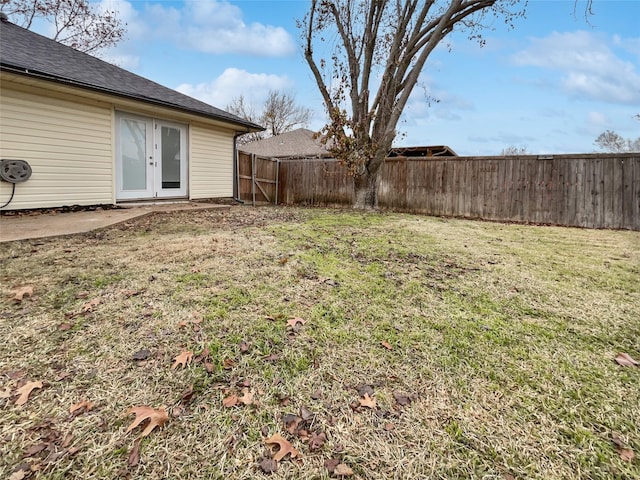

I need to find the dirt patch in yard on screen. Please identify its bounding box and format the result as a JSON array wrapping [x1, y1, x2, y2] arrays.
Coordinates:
[[1, 206, 638, 479]]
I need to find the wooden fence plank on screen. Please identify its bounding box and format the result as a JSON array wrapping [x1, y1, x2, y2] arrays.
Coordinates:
[[623, 159, 640, 230]]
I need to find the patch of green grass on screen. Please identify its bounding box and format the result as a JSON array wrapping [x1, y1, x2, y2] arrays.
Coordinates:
[[0, 207, 638, 480]]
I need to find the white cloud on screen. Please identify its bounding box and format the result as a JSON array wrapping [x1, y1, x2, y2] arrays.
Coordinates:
[[97, 0, 146, 66], [404, 74, 475, 124], [98, 0, 148, 39], [146, 0, 296, 56], [175, 68, 293, 107], [100, 53, 139, 69], [468, 132, 536, 145], [512, 31, 640, 104], [613, 34, 640, 60], [586, 111, 608, 127]]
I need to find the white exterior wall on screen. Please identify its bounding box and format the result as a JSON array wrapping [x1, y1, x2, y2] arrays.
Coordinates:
[[0, 83, 114, 210], [190, 123, 235, 199], [1, 75, 243, 210]]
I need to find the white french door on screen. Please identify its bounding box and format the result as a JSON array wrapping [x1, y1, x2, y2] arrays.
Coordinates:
[[116, 113, 187, 200]]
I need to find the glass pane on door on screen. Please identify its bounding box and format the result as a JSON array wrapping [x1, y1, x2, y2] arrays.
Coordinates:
[[121, 119, 148, 191], [161, 125, 181, 189]]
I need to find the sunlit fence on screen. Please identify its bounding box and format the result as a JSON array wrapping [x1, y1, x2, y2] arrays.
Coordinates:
[[238, 152, 640, 230]]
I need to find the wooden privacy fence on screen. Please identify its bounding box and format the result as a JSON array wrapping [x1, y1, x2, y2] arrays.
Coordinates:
[[237, 152, 278, 204], [239, 153, 640, 230]]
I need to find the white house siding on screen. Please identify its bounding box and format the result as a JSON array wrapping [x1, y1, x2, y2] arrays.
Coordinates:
[[0, 82, 113, 210], [190, 123, 235, 199]]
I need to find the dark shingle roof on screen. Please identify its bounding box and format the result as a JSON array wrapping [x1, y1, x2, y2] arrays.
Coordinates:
[[0, 19, 262, 131], [239, 128, 330, 158]]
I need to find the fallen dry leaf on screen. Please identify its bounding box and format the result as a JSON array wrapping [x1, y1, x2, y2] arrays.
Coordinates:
[[172, 351, 193, 369], [334, 463, 354, 476], [380, 340, 393, 350], [358, 393, 377, 409], [393, 392, 413, 406], [612, 433, 636, 461], [194, 347, 210, 363], [356, 384, 374, 397], [286, 317, 306, 328], [259, 457, 278, 473], [119, 289, 143, 298], [8, 370, 26, 380], [15, 381, 43, 406], [128, 438, 141, 466], [81, 297, 101, 312], [265, 433, 300, 462], [125, 406, 169, 437], [62, 432, 74, 448], [179, 384, 195, 405], [223, 394, 239, 408], [11, 285, 34, 302], [611, 432, 626, 448], [265, 353, 280, 362], [325, 458, 340, 473], [309, 431, 326, 451], [132, 349, 151, 361], [615, 352, 639, 367], [295, 407, 311, 423], [70, 399, 95, 415], [619, 447, 635, 462], [239, 388, 254, 405], [9, 469, 27, 480], [283, 414, 302, 434], [23, 443, 48, 457]]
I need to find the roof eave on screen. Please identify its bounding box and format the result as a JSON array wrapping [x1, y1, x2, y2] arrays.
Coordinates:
[[0, 64, 264, 132]]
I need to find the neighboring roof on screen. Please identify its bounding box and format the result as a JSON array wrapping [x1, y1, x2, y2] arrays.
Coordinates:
[[239, 128, 330, 158], [239, 127, 458, 160], [389, 145, 458, 157], [0, 18, 262, 131]]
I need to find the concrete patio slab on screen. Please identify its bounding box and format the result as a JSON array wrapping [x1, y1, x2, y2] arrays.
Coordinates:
[[0, 202, 230, 242]]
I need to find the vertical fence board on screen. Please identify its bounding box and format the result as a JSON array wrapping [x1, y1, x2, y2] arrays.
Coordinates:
[[551, 158, 564, 225], [628, 157, 640, 229], [603, 158, 615, 228]]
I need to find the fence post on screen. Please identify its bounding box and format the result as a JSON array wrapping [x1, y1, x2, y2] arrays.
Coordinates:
[[251, 153, 256, 207], [275, 159, 280, 205]]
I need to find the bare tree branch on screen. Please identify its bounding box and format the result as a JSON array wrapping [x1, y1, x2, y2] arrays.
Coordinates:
[[228, 91, 312, 145], [300, 0, 530, 208], [1, 0, 125, 55]]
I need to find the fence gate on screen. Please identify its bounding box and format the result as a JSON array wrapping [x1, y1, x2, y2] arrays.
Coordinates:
[[237, 152, 279, 205]]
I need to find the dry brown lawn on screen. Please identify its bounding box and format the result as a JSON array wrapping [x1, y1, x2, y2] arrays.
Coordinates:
[[0, 206, 638, 479]]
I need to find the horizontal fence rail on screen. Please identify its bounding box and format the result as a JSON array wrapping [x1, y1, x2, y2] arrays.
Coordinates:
[[239, 153, 640, 230]]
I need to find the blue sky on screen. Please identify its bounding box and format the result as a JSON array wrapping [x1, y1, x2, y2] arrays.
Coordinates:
[[92, 1, 638, 154]]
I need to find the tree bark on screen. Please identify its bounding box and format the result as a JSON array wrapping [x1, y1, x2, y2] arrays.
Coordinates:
[[353, 169, 379, 210]]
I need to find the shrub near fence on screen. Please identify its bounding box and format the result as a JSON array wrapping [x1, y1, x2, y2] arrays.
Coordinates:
[[246, 153, 640, 230]]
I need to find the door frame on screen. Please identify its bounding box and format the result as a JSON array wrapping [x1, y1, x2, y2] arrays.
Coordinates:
[[154, 119, 188, 199], [115, 111, 188, 201]]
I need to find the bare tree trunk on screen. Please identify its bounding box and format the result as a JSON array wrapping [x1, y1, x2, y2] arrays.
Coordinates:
[[353, 169, 379, 210]]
